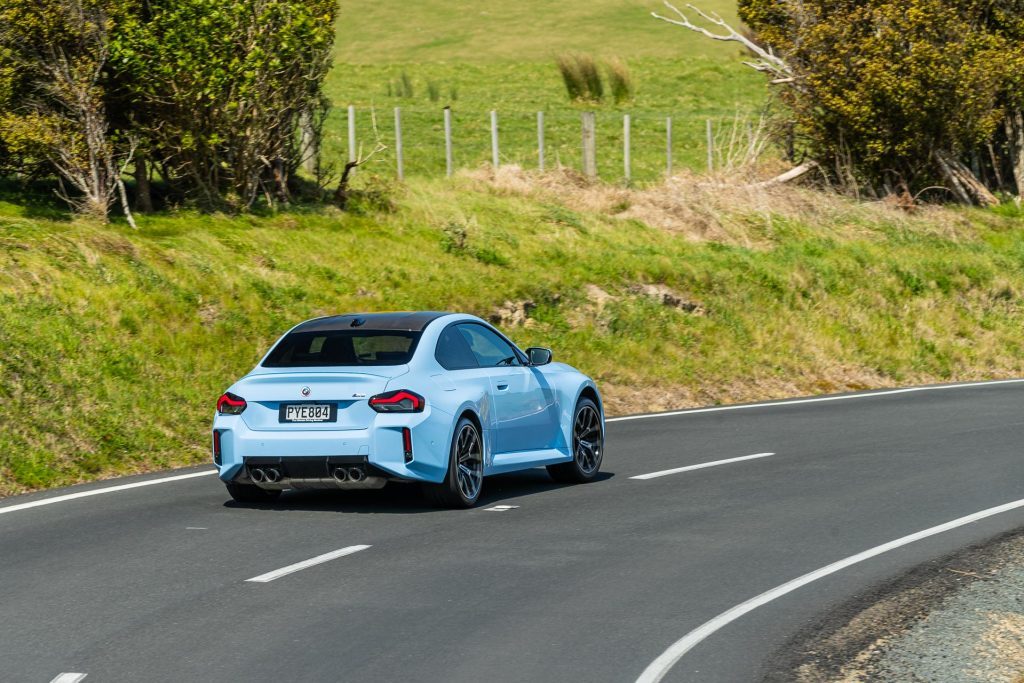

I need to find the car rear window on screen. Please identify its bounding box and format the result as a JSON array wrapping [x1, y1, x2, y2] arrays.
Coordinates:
[[262, 330, 420, 367]]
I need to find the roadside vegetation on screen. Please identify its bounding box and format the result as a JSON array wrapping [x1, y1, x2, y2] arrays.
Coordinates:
[[3, 170, 1024, 495], [2, 0, 1023, 498]]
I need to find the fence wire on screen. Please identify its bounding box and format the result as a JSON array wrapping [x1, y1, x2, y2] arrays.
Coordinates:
[[320, 106, 763, 185]]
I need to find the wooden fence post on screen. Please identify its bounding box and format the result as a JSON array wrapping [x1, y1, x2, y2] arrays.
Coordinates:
[[666, 116, 673, 177], [347, 105, 356, 164], [706, 118, 714, 173], [623, 114, 631, 184], [394, 107, 404, 181], [537, 111, 545, 172], [490, 110, 500, 169], [444, 107, 453, 178], [581, 111, 597, 179]]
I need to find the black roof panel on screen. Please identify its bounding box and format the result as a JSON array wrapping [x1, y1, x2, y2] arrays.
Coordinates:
[[294, 311, 451, 333]]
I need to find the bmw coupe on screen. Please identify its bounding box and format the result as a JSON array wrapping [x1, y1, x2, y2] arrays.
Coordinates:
[[212, 312, 604, 508]]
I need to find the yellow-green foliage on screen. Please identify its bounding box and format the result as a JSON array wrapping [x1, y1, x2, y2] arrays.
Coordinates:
[[2, 176, 1024, 495], [0, 0, 338, 210], [738, 0, 1024, 192]]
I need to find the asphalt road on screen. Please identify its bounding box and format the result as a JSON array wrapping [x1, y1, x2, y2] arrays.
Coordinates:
[[3, 381, 1024, 683]]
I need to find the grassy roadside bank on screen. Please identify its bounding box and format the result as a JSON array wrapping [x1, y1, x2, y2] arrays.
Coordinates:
[[2, 172, 1024, 496]]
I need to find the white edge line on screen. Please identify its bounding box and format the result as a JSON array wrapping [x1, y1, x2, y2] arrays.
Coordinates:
[[246, 545, 371, 583], [635, 496, 1024, 683], [607, 379, 1024, 423], [3, 380, 1018, 516], [49, 674, 87, 683], [0, 470, 216, 516], [630, 453, 774, 480]]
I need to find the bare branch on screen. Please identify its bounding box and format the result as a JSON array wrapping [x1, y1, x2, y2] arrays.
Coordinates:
[[332, 107, 388, 208], [748, 161, 819, 188], [652, 2, 792, 80]]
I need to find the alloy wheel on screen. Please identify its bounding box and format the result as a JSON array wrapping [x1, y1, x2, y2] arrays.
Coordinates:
[[573, 404, 602, 475], [455, 424, 483, 501]]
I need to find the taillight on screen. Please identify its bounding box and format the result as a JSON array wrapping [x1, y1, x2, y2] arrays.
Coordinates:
[[212, 430, 222, 465], [402, 427, 413, 462], [368, 390, 425, 413], [217, 392, 247, 415]]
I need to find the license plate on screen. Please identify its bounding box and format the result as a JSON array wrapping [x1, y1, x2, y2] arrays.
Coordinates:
[[279, 403, 337, 423]]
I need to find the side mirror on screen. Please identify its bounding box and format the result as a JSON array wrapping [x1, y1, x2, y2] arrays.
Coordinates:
[[526, 347, 553, 366]]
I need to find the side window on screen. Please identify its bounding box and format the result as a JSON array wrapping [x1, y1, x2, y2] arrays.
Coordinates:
[[457, 324, 521, 367], [435, 325, 479, 370]]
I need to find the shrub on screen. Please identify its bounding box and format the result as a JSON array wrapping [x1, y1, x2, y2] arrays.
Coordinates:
[[605, 57, 635, 104], [399, 71, 415, 98], [556, 53, 604, 102], [735, 0, 1024, 202]]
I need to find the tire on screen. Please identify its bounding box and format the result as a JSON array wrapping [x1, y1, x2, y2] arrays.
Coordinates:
[[225, 482, 281, 503], [547, 397, 603, 484], [422, 416, 484, 508]]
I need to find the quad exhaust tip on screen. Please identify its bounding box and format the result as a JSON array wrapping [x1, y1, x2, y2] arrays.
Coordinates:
[[265, 468, 281, 483], [347, 467, 366, 482], [331, 467, 349, 482], [250, 468, 266, 483]]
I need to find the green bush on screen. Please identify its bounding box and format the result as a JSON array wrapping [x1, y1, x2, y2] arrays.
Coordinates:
[[738, 0, 1024, 200]]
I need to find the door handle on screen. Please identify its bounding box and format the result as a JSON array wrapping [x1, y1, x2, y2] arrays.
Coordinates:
[[496, 383, 509, 390]]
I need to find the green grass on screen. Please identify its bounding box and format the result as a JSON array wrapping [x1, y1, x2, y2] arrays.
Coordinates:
[[4, 1, 1024, 498], [320, 0, 768, 182], [334, 0, 746, 64], [3, 176, 1024, 495], [322, 59, 765, 182]]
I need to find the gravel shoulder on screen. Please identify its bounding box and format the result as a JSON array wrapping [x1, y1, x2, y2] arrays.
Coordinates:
[[765, 530, 1024, 683]]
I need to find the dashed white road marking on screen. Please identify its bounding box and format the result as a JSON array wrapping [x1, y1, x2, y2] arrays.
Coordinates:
[[607, 378, 1024, 423], [635, 496, 1024, 683], [185, 527, 208, 530], [246, 545, 371, 583], [2, 381, 1020, 519], [0, 470, 216, 517], [484, 505, 520, 511], [49, 674, 87, 683], [629, 453, 774, 480]]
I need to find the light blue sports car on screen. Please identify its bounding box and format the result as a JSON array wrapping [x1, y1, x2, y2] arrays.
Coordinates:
[[212, 312, 604, 508]]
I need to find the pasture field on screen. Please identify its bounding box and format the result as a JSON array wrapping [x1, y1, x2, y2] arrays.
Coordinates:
[[322, 0, 766, 182]]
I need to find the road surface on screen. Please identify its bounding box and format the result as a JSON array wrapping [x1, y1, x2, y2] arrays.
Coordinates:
[[3, 380, 1023, 682]]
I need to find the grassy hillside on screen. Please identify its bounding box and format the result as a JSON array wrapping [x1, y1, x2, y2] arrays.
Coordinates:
[[3, 172, 1024, 496], [334, 0, 746, 63], [322, 0, 766, 181]]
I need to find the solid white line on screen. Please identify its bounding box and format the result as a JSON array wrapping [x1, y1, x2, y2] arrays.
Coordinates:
[[49, 674, 87, 683], [607, 379, 1024, 423], [630, 453, 774, 480], [246, 545, 371, 583], [635, 496, 1024, 683], [0, 470, 216, 517]]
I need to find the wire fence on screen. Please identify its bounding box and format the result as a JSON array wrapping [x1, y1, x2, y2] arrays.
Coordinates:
[[319, 105, 764, 185]]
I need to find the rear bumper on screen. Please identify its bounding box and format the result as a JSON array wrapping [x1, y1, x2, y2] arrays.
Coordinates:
[[212, 410, 451, 484]]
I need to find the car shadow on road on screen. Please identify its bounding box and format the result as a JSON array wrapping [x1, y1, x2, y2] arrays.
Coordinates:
[[224, 469, 615, 514]]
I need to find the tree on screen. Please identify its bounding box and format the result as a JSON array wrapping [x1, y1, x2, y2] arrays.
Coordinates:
[[110, 0, 338, 210], [0, 0, 338, 215], [0, 0, 135, 223], [655, 0, 1024, 203]]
